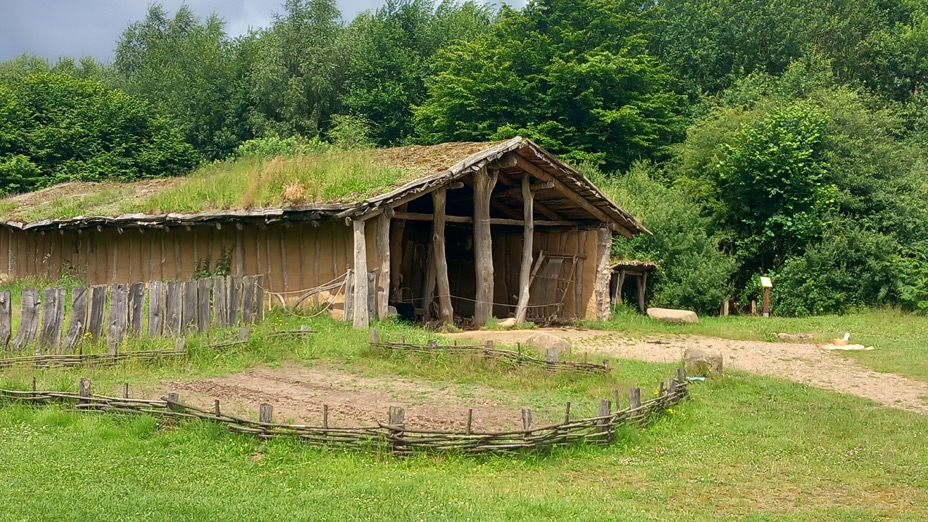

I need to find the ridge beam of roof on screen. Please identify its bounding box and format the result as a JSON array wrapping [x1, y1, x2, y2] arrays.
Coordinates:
[[512, 154, 633, 239]]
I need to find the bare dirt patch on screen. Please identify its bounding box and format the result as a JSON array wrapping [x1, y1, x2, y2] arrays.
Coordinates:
[[445, 328, 928, 414], [153, 362, 554, 431]]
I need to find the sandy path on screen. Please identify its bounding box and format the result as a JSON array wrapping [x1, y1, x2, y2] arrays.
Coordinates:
[[445, 329, 928, 414]]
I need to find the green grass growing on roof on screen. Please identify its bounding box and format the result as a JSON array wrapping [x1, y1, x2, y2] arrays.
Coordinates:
[[132, 150, 416, 214]]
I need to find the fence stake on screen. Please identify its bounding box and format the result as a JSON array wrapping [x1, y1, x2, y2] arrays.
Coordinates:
[[676, 367, 686, 382], [598, 399, 612, 441], [466, 408, 473, 435], [175, 338, 186, 353], [259, 403, 273, 424], [521, 408, 532, 432], [78, 378, 91, 406], [546, 348, 558, 364], [214, 399, 221, 417], [370, 328, 380, 345], [614, 389, 621, 411], [484, 340, 493, 360], [564, 402, 571, 423], [629, 387, 641, 409], [323, 404, 329, 445], [388, 406, 405, 455], [32, 377, 36, 392], [123, 382, 129, 399]]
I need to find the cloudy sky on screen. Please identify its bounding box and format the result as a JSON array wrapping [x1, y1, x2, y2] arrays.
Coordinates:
[[0, 0, 525, 62]]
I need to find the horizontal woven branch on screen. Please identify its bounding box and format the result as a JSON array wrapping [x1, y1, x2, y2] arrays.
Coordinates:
[[0, 348, 185, 370], [371, 335, 610, 375], [0, 375, 687, 456]]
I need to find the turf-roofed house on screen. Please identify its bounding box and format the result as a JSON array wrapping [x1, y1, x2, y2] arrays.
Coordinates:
[[0, 137, 648, 328]]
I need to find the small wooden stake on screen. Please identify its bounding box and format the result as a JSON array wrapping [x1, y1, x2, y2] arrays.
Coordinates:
[[214, 399, 221, 417], [78, 378, 91, 406], [614, 390, 621, 411], [123, 382, 129, 399], [175, 338, 186, 353], [466, 408, 473, 435], [521, 408, 532, 431], [32, 377, 36, 392], [676, 367, 686, 382], [564, 402, 571, 423], [323, 404, 329, 429], [259, 403, 273, 424], [629, 387, 641, 409], [370, 328, 380, 345], [546, 348, 558, 364]]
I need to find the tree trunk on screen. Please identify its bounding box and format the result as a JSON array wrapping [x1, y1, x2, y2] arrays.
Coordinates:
[[514, 173, 534, 324], [432, 189, 454, 324], [473, 166, 498, 326]]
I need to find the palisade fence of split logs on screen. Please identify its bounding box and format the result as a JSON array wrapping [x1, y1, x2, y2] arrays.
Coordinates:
[[369, 329, 611, 375], [0, 368, 688, 456], [0, 275, 266, 367]]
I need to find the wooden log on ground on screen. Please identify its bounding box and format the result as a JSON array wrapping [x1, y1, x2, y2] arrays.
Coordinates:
[[148, 282, 164, 337], [183, 280, 198, 332], [87, 285, 107, 340], [0, 290, 11, 347], [63, 287, 88, 353], [39, 287, 66, 352], [12, 289, 40, 352], [197, 277, 212, 333], [472, 166, 498, 326], [431, 188, 453, 324], [107, 283, 129, 354], [164, 281, 183, 336], [128, 282, 145, 337], [351, 220, 369, 328]]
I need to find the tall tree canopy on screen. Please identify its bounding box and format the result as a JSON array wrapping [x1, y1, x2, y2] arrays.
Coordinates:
[[414, 0, 681, 171], [0, 74, 195, 194], [343, 0, 493, 146]]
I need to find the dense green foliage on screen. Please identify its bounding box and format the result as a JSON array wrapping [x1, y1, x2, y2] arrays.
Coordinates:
[[415, 0, 680, 170], [4, 0, 928, 315], [0, 74, 195, 193]]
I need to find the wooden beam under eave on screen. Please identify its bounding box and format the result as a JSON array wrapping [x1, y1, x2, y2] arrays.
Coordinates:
[[494, 182, 564, 221], [512, 154, 634, 237], [459, 174, 523, 220], [391, 211, 582, 228]]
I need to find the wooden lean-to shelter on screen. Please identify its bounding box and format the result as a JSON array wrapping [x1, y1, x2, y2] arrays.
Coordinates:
[[0, 137, 649, 328]]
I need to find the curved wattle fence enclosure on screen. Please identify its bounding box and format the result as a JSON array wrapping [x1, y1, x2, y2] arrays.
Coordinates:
[[0, 370, 689, 456]]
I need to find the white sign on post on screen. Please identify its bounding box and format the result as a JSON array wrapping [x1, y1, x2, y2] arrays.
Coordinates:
[[760, 277, 773, 288]]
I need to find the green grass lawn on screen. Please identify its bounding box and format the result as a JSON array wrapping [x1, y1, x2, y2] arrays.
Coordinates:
[[585, 306, 928, 383], [2, 311, 928, 520]]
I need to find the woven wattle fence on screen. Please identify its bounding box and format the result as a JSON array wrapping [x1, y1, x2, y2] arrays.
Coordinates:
[[369, 329, 611, 375], [0, 370, 688, 456]]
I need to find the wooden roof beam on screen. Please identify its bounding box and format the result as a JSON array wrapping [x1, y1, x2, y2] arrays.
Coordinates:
[[512, 155, 634, 239]]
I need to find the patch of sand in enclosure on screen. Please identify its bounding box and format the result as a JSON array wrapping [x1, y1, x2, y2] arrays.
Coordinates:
[[445, 328, 928, 415], [155, 362, 556, 431]]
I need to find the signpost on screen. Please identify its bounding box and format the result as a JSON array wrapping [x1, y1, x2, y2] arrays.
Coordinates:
[[760, 277, 773, 318]]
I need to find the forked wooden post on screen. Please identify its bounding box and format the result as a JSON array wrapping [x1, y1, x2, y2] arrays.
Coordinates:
[[514, 172, 534, 324], [629, 387, 641, 409]]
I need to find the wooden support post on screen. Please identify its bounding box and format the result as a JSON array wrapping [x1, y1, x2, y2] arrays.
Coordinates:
[[595, 227, 612, 320], [422, 242, 437, 321], [514, 173, 534, 324], [431, 189, 453, 324], [473, 166, 497, 326], [637, 272, 648, 313], [376, 212, 391, 320], [629, 387, 641, 409], [575, 230, 587, 318], [763, 287, 771, 318], [389, 204, 407, 302], [351, 219, 369, 329]]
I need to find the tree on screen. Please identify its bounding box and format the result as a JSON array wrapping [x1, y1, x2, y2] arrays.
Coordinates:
[[115, 4, 245, 160], [415, 0, 680, 171], [0, 74, 196, 194], [342, 0, 492, 145], [245, 0, 350, 139]]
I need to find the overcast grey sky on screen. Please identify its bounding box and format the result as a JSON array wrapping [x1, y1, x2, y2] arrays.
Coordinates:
[[0, 0, 524, 62]]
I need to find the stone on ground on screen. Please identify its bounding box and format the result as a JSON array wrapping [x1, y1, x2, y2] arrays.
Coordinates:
[[526, 332, 571, 354], [497, 317, 517, 329], [647, 307, 699, 323], [684, 347, 723, 375]]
